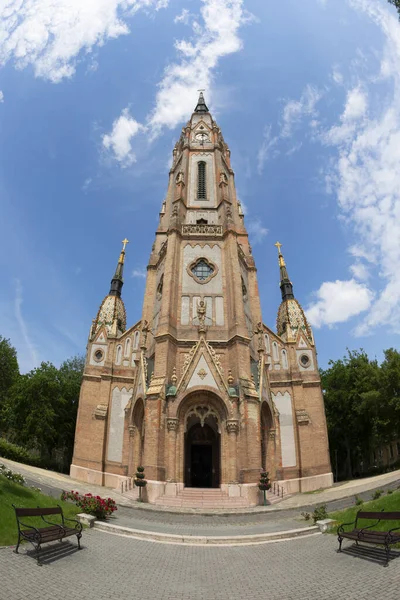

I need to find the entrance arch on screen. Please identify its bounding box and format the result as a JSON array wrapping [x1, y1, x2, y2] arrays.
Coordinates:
[[260, 401, 276, 479], [128, 398, 145, 474], [184, 405, 220, 488]]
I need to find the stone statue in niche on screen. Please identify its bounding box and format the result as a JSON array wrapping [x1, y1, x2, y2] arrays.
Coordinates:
[[141, 320, 149, 349], [197, 299, 207, 333], [255, 322, 265, 352], [219, 172, 228, 185], [176, 171, 184, 184]]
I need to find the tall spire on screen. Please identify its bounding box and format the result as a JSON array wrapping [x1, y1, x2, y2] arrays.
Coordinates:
[[109, 238, 129, 297], [194, 91, 209, 113], [274, 242, 294, 302]]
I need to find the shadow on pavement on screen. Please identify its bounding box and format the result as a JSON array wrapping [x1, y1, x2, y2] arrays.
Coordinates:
[[20, 540, 84, 565], [339, 542, 400, 567]]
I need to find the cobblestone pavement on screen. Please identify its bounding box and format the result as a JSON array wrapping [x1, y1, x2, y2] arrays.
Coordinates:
[[2, 530, 400, 600]]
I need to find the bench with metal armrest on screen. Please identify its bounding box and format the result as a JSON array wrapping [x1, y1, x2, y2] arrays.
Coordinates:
[[13, 505, 83, 565], [337, 509, 400, 567]]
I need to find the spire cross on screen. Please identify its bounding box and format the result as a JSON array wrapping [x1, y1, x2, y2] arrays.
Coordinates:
[[274, 241, 282, 255], [122, 238, 129, 251]]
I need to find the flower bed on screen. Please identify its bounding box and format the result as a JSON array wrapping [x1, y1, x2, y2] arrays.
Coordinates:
[[61, 490, 117, 520], [0, 463, 26, 486]]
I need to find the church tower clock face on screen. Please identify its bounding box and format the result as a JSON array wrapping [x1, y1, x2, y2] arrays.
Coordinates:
[[71, 91, 333, 507], [195, 132, 209, 142]]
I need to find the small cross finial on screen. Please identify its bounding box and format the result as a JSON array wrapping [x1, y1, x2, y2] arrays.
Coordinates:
[[274, 241, 282, 255], [122, 238, 129, 251]]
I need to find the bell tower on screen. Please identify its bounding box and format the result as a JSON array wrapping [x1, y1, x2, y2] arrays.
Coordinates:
[[71, 94, 332, 504]]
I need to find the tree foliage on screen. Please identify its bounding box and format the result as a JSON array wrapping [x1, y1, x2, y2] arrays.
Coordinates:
[[1, 349, 84, 470], [0, 336, 19, 418], [322, 349, 400, 480]]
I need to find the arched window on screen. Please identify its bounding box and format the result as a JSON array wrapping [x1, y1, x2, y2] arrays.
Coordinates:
[[156, 274, 164, 300], [133, 331, 140, 350], [272, 342, 279, 362], [264, 334, 270, 353], [197, 161, 207, 199], [282, 349, 288, 370], [116, 345, 122, 365], [124, 338, 131, 357]]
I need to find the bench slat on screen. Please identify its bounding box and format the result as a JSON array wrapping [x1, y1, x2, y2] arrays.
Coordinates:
[[357, 511, 400, 520], [15, 507, 62, 517], [22, 527, 77, 541]]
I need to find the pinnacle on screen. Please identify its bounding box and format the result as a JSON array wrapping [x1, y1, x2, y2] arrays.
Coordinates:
[[194, 91, 209, 113]]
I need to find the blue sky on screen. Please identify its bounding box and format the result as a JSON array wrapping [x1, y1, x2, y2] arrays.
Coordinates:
[[1, 0, 400, 373]]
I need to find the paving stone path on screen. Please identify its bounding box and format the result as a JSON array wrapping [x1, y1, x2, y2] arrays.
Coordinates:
[[2, 529, 400, 600], [2, 457, 400, 537]]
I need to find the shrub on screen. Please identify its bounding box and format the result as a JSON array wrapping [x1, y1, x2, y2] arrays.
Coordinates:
[[0, 463, 26, 486], [312, 504, 328, 524], [61, 490, 117, 520], [354, 495, 364, 506], [0, 438, 37, 465], [301, 512, 311, 521], [372, 489, 384, 500], [134, 466, 147, 488], [258, 471, 271, 491], [134, 466, 147, 502], [387, 489, 393, 495]]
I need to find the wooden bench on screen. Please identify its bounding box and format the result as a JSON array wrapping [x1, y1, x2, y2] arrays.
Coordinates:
[[13, 505, 83, 565], [337, 510, 400, 566]]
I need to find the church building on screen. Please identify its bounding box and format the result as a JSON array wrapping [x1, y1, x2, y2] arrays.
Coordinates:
[[71, 94, 332, 507]]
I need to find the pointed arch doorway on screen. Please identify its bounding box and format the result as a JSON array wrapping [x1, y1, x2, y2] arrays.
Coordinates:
[[260, 401, 276, 479], [184, 406, 220, 488]]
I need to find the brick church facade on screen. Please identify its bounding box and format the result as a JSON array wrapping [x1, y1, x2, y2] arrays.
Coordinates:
[[70, 94, 332, 506]]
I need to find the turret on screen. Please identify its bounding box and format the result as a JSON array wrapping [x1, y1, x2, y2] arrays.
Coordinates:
[[91, 239, 129, 337], [275, 242, 313, 343]]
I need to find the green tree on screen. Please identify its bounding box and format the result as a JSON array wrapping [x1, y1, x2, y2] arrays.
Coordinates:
[[3, 362, 61, 458], [56, 355, 85, 464], [3, 355, 84, 467], [321, 349, 381, 480], [0, 336, 19, 421], [380, 348, 400, 441]]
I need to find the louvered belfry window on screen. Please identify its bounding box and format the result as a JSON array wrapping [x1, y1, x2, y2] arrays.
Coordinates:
[[197, 161, 207, 199]]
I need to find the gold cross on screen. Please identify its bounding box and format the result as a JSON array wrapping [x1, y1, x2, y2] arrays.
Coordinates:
[[122, 238, 129, 251], [274, 241, 282, 254]]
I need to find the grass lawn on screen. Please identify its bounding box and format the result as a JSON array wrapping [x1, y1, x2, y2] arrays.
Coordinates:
[[0, 475, 80, 546], [329, 490, 400, 533]]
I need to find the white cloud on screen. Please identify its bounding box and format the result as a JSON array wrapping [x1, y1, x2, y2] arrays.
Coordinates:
[[132, 268, 147, 278], [281, 84, 323, 138], [332, 66, 344, 85], [350, 262, 370, 281], [104, 0, 250, 163], [319, 0, 400, 333], [14, 279, 38, 369], [0, 0, 168, 82], [102, 108, 144, 165], [174, 9, 191, 25], [148, 0, 249, 135], [0, 91, 4, 103], [257, 125, 279, 174], [247, 219, 268, 245], [306, 279, 374, 328], [342, 87, 368, 120]]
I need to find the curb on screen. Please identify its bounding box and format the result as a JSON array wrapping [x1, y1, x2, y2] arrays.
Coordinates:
[[93, 521, 320, 546]]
